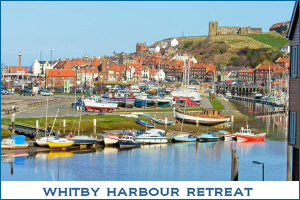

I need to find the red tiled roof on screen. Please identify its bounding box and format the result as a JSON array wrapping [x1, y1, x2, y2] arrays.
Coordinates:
[[47, 69, 75, 77], [239, 69, 255, 73], [256, 64, 281, 70]]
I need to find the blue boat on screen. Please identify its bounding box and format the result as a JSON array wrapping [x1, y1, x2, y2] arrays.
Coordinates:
[[119, 135, 141, 148], [198, 131, 219, 142], [134, 99, 147, 107], [136, 118, 155, 128], [174, 134, 197, 142]]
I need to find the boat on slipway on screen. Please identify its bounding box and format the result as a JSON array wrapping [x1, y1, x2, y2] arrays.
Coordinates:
[[173, 134, 197, 142], [150, 117, 176, 125], [84, 96, 118, 112], [35, 136, 57, 147], [136, 118, 155, 128], [174, 108, 230, 126]]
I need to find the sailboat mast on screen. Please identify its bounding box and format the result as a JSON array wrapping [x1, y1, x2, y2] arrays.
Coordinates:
[[77, 96, 84, 136], [50, 108, 59, 135], [45, 97, 48, 134]]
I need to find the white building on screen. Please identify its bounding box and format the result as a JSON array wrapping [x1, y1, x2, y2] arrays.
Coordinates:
[[32, 60, 57, 75], [149, 45, 160, 53], [153, 69, 165, 81], [142, 69, 150, 81], [280, 43, 291, 53], [170, 38, 179, 47], [172, 53, 198, 63]]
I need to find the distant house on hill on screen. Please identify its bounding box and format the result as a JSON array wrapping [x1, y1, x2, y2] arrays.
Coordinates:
[[269, 21, 290, 34]]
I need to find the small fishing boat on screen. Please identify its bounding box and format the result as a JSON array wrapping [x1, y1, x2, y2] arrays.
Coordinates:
[[104, 133, 123, 146], [217, 130, 233, 141], [174, 108, 231, 126], [135, 129, 168, 144], [47, 138, 74, 148], [1, 135, 29, 149], [234, 126, 266, 141], [119, 135, 141, 147], [198, 131, 219, 142], [136, 118, 155, 128], [35, 136, 58, 147], [173, 134, 197, 142], [150, 117, 176, 125], [70, 135, 97, 145]]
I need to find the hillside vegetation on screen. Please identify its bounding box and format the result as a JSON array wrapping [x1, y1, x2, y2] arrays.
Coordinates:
[[176, 32, 289, 67]]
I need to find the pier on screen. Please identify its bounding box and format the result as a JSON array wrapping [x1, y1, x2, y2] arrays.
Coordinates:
[[230, 96, 285, 107]]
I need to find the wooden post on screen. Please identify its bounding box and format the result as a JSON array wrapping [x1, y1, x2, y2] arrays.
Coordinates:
[[93, 119, 97, 137], [11, 114, 15, 135], [63, 119, 66, 134], [36, 120, 39, 138], [231, 149, 239, 181]]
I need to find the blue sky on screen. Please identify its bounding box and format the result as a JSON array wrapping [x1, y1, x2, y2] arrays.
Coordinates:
[[1, 1, 295, 66]]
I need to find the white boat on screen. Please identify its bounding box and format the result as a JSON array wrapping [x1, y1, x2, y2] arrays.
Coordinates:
[[135, 129, 168, 144], [84, 98, 118, 112], [35, 136, 57, 147], [174, 108, 231, 126], [171, 88, 202, 102], [104, 133, 123, 146], [1, 135, 29, 149]]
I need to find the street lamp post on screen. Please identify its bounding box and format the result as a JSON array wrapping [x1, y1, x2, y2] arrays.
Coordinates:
[[253, 161, 264, 181]]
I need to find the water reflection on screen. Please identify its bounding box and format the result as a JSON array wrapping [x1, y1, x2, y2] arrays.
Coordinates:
[[1, 140, 287, 181]]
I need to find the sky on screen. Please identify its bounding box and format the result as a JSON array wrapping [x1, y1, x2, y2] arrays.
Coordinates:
[[1, 1, 295, 66]]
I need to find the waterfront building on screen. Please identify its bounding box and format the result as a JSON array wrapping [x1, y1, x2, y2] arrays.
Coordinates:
[[32, 60, 57, 75], [238, 69, 255, 83], [254, 64, 280, 84], [287, 1, 299, 181], [46, 69, 76, 88]]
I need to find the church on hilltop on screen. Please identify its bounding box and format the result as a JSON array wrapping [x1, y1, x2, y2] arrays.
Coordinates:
[[208, 21, 262, 36]]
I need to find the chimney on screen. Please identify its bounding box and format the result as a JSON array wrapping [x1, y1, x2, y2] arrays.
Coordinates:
[[18, 52, 22, 67]]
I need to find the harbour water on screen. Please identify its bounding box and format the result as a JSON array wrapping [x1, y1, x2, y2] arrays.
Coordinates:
[[1, 102, 288, 181]]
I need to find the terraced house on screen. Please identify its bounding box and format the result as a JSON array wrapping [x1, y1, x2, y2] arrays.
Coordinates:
[[287, 1, 299, 181]]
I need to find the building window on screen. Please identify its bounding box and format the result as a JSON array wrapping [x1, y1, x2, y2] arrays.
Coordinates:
[[289, 112, 297, 145], [291, 46, 298, 77]]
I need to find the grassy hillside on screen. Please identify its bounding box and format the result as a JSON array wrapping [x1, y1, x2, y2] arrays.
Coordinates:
[[175, 32, 288, 67], [244, 33, 289, 49]]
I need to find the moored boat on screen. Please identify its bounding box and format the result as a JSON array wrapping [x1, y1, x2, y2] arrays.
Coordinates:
[[135, 129, 168, 144], [174, 108, 231, 126], [173, 134, 197, 142], [1, 135, 29, 149], [119, 135, 141, 147], [70, 135, 97, 145], [47, 138, 74, 148], [35, 136, 57, 147], [198, 131, 219, 142], [234, 126, 266, 141], [84, 98, 118, 112], [104, 133, 123, 146]]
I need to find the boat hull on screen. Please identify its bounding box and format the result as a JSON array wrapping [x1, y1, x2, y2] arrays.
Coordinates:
[[1, 143, 29, 149], [174, 109, 230, 126], [198, 138, 219, 142], [173, 137, 196, 142], [134, 137, 168, 144], [71, 139, 97, 145], [150, 118, 176, 125], [104, 137, 119, 146], [119, 140, 141, 147], [136, 119, 155, 128], [48, 141, 74, 148], [235, 133, 266, 141]]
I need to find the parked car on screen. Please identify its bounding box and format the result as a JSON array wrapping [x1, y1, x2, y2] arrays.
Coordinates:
[[40, 91, 54, 96], [19, 90, 34, 96], [6, 90, 14, 95], [1, 89, 8, 95]]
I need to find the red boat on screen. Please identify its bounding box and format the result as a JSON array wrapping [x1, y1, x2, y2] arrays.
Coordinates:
[[234, 125, 266, 141]]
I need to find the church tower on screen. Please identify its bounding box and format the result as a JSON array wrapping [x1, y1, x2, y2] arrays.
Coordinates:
[[209, 21, 218, 36]]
